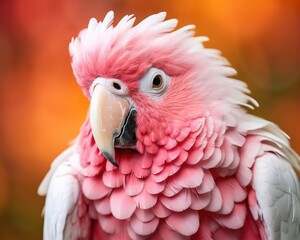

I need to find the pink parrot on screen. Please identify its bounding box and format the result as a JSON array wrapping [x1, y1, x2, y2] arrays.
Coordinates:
[[38, 11, 300, 240]]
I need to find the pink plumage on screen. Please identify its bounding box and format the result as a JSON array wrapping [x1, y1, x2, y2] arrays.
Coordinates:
[[39, 11, 300, 240]]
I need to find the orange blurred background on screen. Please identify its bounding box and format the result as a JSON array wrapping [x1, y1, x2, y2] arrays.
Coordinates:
[[0, 0, 299, 239]]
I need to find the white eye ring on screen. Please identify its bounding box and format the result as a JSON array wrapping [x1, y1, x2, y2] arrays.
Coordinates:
[[139, 67, 170, 98]]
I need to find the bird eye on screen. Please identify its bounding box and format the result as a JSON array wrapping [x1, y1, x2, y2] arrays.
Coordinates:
[[152, 74, 163, 89], [139, 67, 170, 99]]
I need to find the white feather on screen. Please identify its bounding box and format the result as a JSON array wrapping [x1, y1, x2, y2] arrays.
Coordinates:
[[252, 152, 300, 240], [38, 144, 76, 196], [114, 14, 136, 32], [139, 12, 167, 27], [102, 11, 114, 28], [43, 162, 79, 240], [40, 143, 91, 240], [153, 19, 178, 33]]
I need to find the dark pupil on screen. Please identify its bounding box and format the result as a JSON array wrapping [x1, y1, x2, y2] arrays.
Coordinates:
[[153, 75, 162, 87], [113, 82, 121, 90]]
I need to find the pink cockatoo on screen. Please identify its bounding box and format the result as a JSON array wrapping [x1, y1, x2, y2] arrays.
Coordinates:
[[38, 11, 300, 240]]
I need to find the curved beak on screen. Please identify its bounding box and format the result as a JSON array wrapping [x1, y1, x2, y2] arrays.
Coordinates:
[[89, 84, 132, 167]]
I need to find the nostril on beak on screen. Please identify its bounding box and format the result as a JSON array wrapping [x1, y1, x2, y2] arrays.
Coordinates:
[[113, 82, 121, 90]]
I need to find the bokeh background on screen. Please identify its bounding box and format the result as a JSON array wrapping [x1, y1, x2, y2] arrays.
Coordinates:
[[0, 0, 299, 239]]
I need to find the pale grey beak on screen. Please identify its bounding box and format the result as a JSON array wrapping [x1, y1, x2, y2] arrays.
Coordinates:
[[89, 83, 136, 167]]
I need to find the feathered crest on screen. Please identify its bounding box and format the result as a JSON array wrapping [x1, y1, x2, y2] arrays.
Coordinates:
[[69, 11, 257, 111], [70, 12, 204, 91], [69, 11, 198, 57]]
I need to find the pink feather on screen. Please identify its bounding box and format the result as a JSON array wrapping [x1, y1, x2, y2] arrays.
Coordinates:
[[153, 200, 172, 218], [133, 187, 157, 209], [175, 127, 190, 142], [94, 197, 111, 215], [172, 165, 204, 188], [124, 173, 144, 196], [162, 179, 183, 197], [110, 188, 136, 220], [129, 214, 159, 236], [165, 137, 178, 150], [186, 146, 204, 165], [165, 210, 200, 236], [98, 214, 124, 235], [134, 208, 155, 222], [173, 149, 188, 166], [102, 170, 124, 188], [204, 186, 222, 212], [154, 222, 190, 240], [196, 170, 215, 194], [82, 177, 111, 200], [217, 178, 247, 214], [190, 191, 211, 210], [214, 203, 247, 229], [160, 188, 192, 212], [145, 175, 165, 194], [167, 147, 181, 162]]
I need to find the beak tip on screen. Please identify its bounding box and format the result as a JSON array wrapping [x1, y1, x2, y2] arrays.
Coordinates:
[[102, 151, 119, 168]]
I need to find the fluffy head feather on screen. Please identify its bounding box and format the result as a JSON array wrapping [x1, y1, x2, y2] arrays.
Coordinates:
[[69, 11, 253, 107]]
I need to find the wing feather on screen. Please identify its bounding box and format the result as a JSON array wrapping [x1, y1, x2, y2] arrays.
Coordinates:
[[40, 144, 91, 240], [241, 115, 300, 171], [240, 114, 300, 239], [252, 152, 300, 240], [38, 144, 76, 196]]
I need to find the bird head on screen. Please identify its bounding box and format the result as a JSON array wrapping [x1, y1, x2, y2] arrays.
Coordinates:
[[69, 11, 252, 168]]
